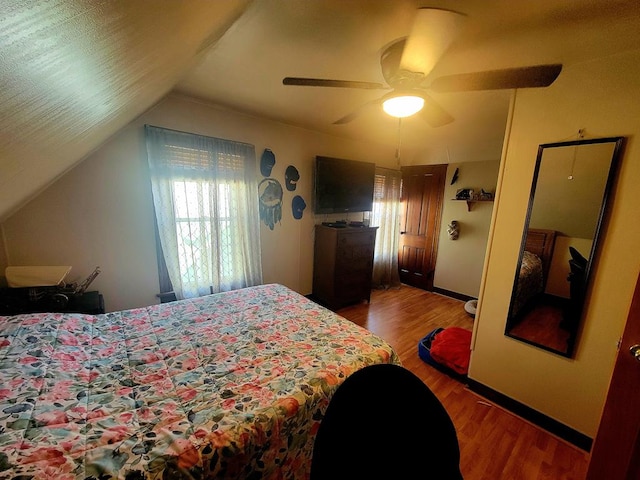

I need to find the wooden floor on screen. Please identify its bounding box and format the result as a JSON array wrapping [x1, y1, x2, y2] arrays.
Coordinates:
[[336, 284, 589, 480], [509, 300, 571, 354]]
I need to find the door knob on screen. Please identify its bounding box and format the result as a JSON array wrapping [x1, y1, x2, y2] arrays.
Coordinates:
[[630, 344, 640, 362]]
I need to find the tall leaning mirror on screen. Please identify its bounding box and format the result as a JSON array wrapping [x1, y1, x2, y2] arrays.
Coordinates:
[[505, 136, 624, 357]]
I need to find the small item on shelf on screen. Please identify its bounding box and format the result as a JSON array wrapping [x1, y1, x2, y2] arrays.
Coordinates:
[[455, 188, 473, 200], [321, 222, 347, 228], [479, 189, 494, 200], [454, 188, 494, 201]]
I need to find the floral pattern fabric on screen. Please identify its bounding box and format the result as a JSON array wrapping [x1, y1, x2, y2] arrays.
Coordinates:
[[510, 250, 544, 317], [0, 283, 400, 479]]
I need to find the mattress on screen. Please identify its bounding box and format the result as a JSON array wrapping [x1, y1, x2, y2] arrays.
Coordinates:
[[510, 250, 544, 318], [0, 283, 400, 479]]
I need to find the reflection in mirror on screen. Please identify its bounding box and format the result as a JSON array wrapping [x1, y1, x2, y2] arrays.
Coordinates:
[[505, 137, 624, 357]]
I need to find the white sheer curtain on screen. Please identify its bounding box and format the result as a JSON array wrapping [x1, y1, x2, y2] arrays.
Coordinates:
[[145, 125, 262, 299], [370, 167, 402, 289]]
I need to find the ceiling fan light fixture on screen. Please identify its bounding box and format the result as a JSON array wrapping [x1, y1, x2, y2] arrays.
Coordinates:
[[382, 94, 424, 118]]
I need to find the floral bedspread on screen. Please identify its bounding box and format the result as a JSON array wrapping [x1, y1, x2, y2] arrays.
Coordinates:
[[0, 283, 400, 479], [510, 250, 544, 317]]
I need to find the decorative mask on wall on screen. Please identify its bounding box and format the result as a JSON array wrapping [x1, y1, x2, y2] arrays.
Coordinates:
[[285, 165, 299, 191], [447, 221, 459, 240], [258, 178, 283, 230], [292, 195, 306, 219], [260, 148, 276, 177]]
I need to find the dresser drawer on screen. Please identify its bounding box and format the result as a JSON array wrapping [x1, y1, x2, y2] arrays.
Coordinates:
[[336, 244, 374, 263], [335, 271, 371, 290], [312, 225, 377, 310], [334, 282, 371, 305], [336, 254, 373, 275], [337, 231, 376, 247]]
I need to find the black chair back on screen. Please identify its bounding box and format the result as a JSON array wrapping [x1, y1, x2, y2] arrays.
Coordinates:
[[311, 363, 463, 479]]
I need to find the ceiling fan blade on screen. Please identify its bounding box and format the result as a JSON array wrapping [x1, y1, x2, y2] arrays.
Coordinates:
[[283, 77, 385, 89], [400, 8, 466, 77], [418, 93, 454, 128], [430, 64, 563, 92], [333, 98, 383, 125]]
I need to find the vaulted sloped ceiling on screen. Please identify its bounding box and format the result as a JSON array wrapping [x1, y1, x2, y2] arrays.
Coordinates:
[[2, 0, 640, 223], [0, 0, 250, 221]]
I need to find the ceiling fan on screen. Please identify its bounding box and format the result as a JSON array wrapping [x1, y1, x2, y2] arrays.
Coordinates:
[[282, 8, 562, 127]]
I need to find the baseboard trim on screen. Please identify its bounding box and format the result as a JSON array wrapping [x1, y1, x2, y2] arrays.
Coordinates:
[[466, 378, 592, 452], [431, 287, 474, 302]]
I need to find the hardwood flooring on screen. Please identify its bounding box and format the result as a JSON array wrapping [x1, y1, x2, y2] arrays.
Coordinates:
[[336, 284, 589, 480], [508, 299, 571, 354]]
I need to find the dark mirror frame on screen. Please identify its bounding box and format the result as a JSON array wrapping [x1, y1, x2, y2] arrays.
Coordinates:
[[505, 136, 625, 357]]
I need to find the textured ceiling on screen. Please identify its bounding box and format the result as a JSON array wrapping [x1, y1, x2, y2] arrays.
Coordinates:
[[2, 0, 640, 221], [0, 0, 250, 221]]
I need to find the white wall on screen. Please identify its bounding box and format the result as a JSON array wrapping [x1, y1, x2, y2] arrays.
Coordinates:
[[435, 160, 499, 298], [1, 93, 398, 312], [470, 49, 640, 437]]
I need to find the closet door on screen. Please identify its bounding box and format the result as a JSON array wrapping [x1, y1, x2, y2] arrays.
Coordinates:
[[586, 271, 640, 480], [398, 164, 446, 290]]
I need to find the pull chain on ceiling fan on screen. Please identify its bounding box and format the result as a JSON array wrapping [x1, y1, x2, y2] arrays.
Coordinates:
[[282, 7, 562, 127], [395, 117, 403, 166]]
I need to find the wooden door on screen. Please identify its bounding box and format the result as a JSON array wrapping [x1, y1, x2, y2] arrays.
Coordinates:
[[586, 271, 640, 480], [398, 165, 447, 290]]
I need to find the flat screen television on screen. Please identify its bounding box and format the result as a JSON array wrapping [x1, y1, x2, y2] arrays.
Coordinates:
[[314, 156, 375, 214]]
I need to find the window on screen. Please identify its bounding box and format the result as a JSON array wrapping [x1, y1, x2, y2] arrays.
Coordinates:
[[370, 168, 402, 288], [145, 126, 262, 299]]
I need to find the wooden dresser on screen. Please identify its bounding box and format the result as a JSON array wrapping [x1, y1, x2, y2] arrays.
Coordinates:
[[312, 225, 377, 310]]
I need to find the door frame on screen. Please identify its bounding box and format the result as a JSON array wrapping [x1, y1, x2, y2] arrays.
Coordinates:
[[586, 270, 640, 479]]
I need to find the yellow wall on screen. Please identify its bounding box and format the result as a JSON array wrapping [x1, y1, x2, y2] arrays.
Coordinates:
[[435, 160, 499, 298], [529, 142, 615, 239], [0, 229, 7, 284], [1, 94, 399, 311], [470, 49, 640, 437]]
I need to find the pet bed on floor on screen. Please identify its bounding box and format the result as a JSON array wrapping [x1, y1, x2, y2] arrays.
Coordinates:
[[418, 327, 472, 379]]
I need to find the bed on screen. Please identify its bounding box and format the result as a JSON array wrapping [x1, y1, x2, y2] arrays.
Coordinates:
[[0, 283, 400, 479], [509, 228, 557, 318]]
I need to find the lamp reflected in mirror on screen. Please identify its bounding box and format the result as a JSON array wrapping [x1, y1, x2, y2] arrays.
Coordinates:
[[505, 136, 624, 357]]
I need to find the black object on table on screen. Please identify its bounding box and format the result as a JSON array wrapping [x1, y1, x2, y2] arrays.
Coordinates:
[[0, 288, 104, 315]]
